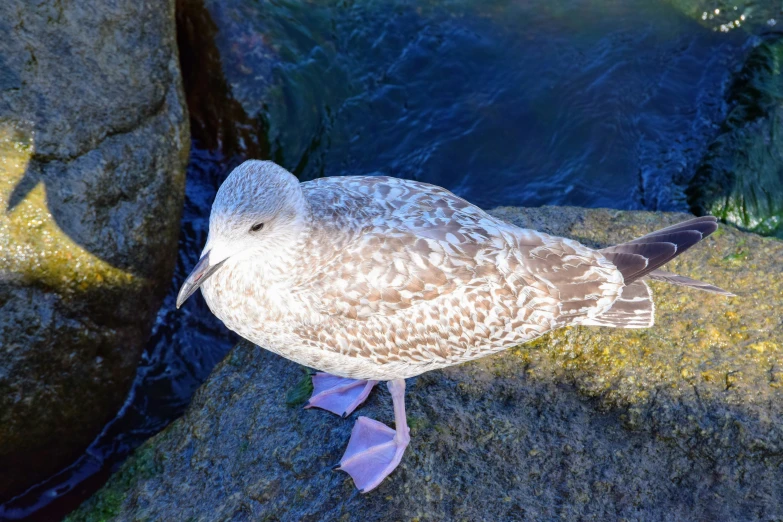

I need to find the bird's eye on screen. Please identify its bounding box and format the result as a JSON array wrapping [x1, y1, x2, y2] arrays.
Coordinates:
[[250, 222, 264, 232]]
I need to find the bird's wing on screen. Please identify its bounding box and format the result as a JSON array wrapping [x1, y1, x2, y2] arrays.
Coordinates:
[[296, 177, 508, 319], [295, 177, 622, 324]]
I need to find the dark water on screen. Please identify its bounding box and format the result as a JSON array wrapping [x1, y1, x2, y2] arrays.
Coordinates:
[[214, 0, 747, 210], [1, 0, 770, 519]]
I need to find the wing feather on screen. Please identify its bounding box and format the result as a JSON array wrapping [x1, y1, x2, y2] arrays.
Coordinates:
[[289, 176, 624, 366], [297, 177, 622, 324]]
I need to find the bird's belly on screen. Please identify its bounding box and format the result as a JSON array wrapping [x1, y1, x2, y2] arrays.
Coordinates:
[[244, 310, 555, 381], [202, 272, 581, 381], [220, 322, 414, 379], [242, 334, 526, 381]]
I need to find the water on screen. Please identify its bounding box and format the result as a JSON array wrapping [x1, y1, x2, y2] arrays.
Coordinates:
[[1, 0, 771, 519], [215, 0, 748, 210]]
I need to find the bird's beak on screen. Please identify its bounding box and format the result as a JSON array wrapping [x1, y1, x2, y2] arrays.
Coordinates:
[[176, 250, 226, 309]]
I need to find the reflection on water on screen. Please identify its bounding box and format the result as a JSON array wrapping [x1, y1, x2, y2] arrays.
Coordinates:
[[0, 0, 770, 519]]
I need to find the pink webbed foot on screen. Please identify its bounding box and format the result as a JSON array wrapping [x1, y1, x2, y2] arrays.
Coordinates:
[[305, 373, 378, 417], [335, 379, 410, 493]]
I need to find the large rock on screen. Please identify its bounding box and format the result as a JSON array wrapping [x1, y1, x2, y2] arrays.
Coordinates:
[[67, 208, 783, 521], [688, 34, 783, 238], [0, 0, 188, 500]]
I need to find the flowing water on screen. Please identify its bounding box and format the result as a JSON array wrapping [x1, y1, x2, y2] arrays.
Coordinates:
[[2, 0, 777, 519]]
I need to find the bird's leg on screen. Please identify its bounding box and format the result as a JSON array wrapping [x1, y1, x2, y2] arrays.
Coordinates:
[[305, 373, 378, 417], [335, 379, 410, 493]]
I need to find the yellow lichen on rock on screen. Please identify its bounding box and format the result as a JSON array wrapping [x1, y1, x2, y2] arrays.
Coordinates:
[[491, 207, 782, 449]]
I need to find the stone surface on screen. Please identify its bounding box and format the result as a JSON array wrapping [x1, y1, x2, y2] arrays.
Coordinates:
[[688, 34, 783, 238], [68, 208, 783, 521], [0, 0, 189, 500]]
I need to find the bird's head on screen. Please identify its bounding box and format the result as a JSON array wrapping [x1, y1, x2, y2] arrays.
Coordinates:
[[176, 160, 307, 308]]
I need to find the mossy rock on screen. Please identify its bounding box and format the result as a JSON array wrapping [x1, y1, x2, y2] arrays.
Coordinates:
[[0, 0, 188, 500], [666, 0, 779, 33], [688, 34, 783, 238], [68, 208, 783, 521]]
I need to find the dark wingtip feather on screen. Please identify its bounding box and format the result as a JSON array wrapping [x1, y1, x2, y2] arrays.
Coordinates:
[[601, 216, 722, 285], [631, 216, 716, 238]]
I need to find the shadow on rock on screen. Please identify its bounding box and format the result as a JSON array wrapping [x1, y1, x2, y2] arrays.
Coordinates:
[[176, 0, 269, 163], [0, 0, 188, 501]]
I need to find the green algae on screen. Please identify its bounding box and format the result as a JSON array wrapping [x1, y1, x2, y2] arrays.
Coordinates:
[[285, 368, 314, 407], [64, 444, 163, 522], [688, 35, 783, 239]]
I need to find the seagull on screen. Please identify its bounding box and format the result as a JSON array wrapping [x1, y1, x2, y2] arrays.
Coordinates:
[[177, 160, 732, 493]]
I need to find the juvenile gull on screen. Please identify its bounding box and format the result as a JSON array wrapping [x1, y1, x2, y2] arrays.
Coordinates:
[[177, 160, 732, 493]]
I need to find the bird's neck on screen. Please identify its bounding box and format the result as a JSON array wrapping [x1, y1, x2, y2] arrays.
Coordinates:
[[202, 229, 311, 332]]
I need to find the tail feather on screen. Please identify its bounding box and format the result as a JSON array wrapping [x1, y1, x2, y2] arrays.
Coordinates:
[[600, 216, 719, 285], [582, 280, 655, 329], [589, 216, 732, 330]]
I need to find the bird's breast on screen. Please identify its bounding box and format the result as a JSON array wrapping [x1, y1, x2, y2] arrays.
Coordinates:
[[201, 258, 312, 339]]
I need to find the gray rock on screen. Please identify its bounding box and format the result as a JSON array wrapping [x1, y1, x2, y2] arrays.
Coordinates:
[[67, 208, 783, 521], [0, 0, 188, 500]]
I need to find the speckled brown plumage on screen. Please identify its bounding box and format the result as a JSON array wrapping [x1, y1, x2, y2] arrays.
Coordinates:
[[187, 161, 726, 381], [197, 161, 642, 380], [174, 169, 728, 491]]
